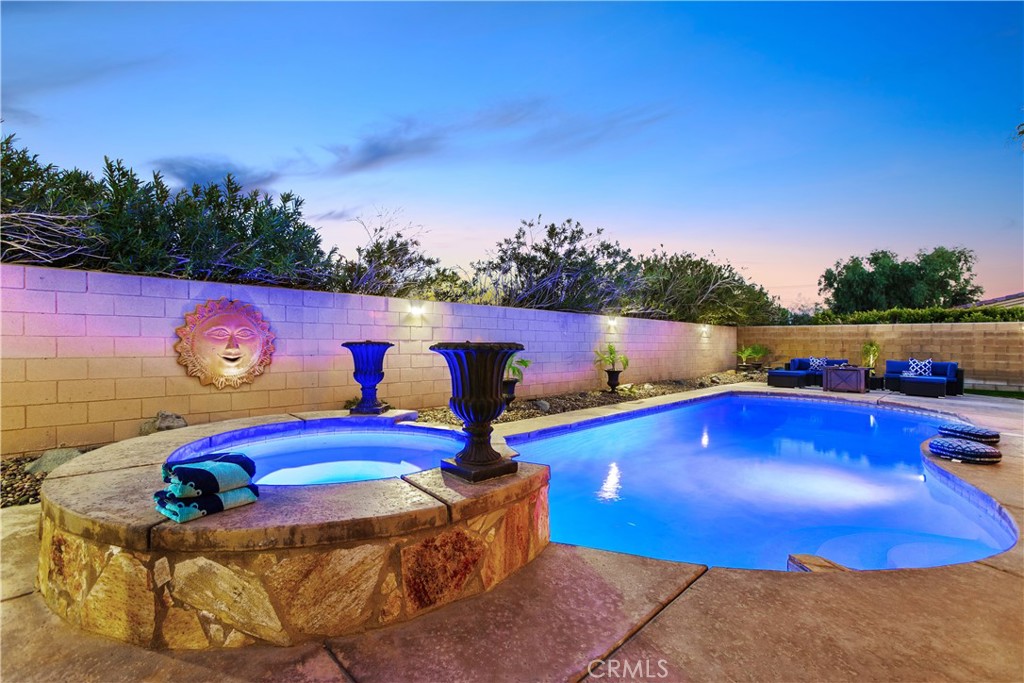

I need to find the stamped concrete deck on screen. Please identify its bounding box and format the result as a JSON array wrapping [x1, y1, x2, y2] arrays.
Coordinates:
[[2, 383, 1022, 682]]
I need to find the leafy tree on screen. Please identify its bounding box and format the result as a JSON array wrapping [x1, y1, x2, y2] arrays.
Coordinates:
[[1, 134, 107, 267], [471, 217, 642, 313], [331, 209, 463, 299], [630, 249, 787, 325], [1, 135, 337, 288], [818, 247, 983, 314]]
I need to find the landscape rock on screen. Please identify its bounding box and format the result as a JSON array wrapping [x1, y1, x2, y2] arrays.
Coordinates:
[[710, 375, 722, 385], [24, 448, 82, 475], [139, 411, 188, 436], [532, 399, 551, 413]]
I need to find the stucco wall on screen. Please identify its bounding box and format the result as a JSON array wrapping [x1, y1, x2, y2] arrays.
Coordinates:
[[738, 323, 1024, 391], [0, 265, 736, 457]]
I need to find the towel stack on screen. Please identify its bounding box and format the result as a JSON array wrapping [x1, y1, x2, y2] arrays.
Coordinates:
[[154, 453, 259, 523]]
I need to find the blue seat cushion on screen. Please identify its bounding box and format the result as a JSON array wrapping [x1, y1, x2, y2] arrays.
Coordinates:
[[928, 437, 1001, 464], [768, 370, 810, 377], [937, 423, 1000, 444], [931, 362, 958, 380], [885, 360, 910, 376], [900, 375, 945, 384]]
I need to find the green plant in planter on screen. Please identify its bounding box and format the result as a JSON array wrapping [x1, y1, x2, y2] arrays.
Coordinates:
[[861, 340, 881, 369], [736, 344, 771, 365], [504, 356, 532, 381], [594, 343, 629, 371]]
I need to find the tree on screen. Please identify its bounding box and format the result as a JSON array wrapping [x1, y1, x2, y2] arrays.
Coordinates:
[[1, 134, 337, 288], [331, 208, 461, 299], [818, 247, 983, 314], [630, 249, 786, 325], [471, 217, 642, 313]]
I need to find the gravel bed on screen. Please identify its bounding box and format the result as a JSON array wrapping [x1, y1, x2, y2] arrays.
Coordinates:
[[1, 456, 44, 508], [1, 371, 764, 508], [416, 370, 765, 426]]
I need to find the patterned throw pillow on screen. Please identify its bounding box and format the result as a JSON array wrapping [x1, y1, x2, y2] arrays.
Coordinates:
[[908, 357, 932, 376], [808, 356, 828, 370]]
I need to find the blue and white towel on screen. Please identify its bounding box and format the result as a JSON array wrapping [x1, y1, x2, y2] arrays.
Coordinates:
[[161, 453, 256, 498], [154, 485, 259, 524]]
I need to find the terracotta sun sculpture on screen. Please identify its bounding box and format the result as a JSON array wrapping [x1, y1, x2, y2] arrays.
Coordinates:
[[175, 298, 276, 389]]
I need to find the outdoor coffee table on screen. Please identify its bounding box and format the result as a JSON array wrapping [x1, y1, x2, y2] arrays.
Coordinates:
[[823, 365, 868, 393]]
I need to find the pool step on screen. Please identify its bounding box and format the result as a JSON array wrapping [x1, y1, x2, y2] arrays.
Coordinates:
[[787, 554, 853, 573]]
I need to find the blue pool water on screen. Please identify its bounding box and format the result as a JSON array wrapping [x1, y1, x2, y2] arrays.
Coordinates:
[[173, 427, 460, 485], [509, 395, 1017, 571]]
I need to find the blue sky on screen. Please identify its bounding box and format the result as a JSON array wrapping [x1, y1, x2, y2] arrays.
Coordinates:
[[3, 1, 1021, 307]]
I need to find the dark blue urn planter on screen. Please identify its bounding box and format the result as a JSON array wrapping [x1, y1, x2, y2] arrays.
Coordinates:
[[342, 340, 394, 415], [429, 341, 524, 482]]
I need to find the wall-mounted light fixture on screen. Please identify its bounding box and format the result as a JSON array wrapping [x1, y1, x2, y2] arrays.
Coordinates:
[[607, 317, 618, 330], [699, 324, 711, 339], [409, 305, 424, 317]]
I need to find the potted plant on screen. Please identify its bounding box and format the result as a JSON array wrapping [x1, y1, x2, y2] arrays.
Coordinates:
[[594, 343, 629, 392], [502, 356, 532, 406], [747, 344, 771, 370], [735, 345, 770, 371], [861, 340, 880, 373]]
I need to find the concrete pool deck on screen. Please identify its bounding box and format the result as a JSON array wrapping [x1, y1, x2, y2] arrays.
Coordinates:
[[2, 383, 1022, 682]]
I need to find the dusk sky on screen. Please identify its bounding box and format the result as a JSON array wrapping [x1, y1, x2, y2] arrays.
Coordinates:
[[3, 1, 1021, 308]]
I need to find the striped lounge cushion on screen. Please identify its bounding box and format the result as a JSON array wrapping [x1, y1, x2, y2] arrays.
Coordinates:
[[937, 423, 1000, 444], [928, 437, 1001, 464]]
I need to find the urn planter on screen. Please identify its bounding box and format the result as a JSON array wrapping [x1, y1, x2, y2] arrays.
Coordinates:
[[430, 341, 525, 482], [502, 378, 520, 407], [605, 369, 622, 392], [342, 341, 394, 415]]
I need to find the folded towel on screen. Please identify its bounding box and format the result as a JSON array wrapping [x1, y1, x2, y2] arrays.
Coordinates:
[[154, 484, 259, 523], [161, 452, 256, 498]]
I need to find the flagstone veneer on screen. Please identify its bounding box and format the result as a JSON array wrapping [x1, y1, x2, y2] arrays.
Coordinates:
[[36, 413, 550, 649]]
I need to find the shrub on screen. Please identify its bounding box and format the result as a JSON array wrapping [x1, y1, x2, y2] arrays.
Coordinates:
[[810, 306, 1024, 325]]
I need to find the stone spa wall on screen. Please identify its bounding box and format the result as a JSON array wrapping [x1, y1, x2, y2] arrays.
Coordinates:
[[738, 323, 1024, 392], [1, 265, 736, 458], [37, 414, 550, 649]]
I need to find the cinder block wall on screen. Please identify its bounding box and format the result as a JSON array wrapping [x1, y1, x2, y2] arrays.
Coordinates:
[[0, 265, 736, 457], [738, 323, 1024, 391]]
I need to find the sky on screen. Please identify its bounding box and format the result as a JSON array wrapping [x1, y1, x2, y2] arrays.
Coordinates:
[[3, 1, 1022, 308]]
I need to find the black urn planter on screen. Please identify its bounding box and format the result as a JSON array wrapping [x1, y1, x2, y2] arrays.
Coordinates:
[[430, 341, 524, 482], [342, 340, 394, 415], [501, 378, 520, 407], [605, 369, 622, 392]]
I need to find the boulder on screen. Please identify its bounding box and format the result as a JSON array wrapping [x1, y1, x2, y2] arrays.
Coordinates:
[[139, 411, 188, 436], [532, 399, 551, 413], [710, 375, 722, 385], [24, 448, 82, 475]]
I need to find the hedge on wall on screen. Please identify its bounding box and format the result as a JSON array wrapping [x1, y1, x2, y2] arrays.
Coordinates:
[[811, 306, 1024, 325]]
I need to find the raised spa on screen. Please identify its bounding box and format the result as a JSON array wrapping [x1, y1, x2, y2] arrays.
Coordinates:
[[38, 411, 549, 650]]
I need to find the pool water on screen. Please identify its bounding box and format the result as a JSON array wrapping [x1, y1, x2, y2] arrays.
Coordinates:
[[509, 395, 1017, 570], [224, 430, 459, 485]]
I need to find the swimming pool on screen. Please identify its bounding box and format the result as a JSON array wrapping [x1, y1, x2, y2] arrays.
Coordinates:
[[508, 395, 1017, 571]]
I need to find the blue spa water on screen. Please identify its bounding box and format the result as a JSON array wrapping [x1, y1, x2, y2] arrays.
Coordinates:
[[509, 395, 1017, 571], [237, 431, 459, 485]]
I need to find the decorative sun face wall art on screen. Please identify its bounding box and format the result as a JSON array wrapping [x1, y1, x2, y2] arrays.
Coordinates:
[[174, 298, 276, 389]]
